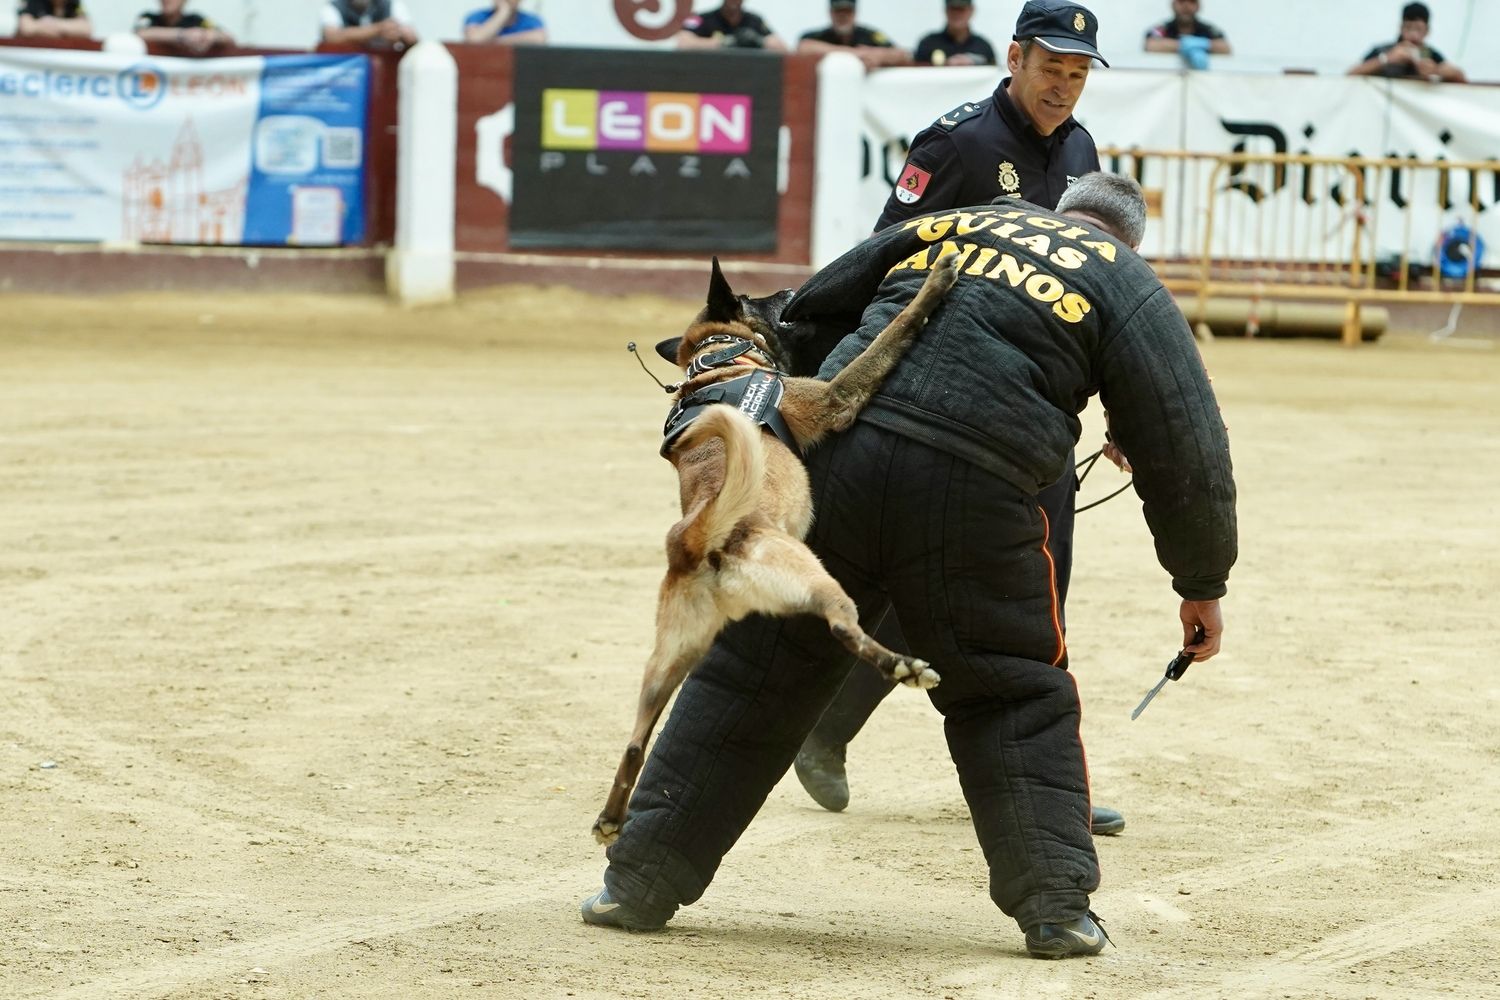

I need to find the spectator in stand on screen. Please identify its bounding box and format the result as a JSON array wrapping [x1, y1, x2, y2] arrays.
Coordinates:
[[675, 0, 786, 52], [1349, 2, 1465, 83], [797, 1, 909, 71], [1142, 0, 1230, 70], [319, 0, 418, 50], [16, 0, 92, 39], [134, 1, 233, 55], [463, 1, 546, 45], [915, 0, 997, 67]]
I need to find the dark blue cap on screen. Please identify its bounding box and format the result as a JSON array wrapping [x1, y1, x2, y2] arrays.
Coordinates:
[[1013, 0, 1108, 67]]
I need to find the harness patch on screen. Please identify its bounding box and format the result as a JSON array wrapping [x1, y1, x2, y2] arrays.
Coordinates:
[[661, 370, 799, 458]]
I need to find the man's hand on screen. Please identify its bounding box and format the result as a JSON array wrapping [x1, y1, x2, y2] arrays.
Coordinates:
[[1180, 599, 1223, 660], [1101, 440, 1131, 473]]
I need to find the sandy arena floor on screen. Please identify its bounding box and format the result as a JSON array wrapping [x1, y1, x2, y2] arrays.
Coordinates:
[[2, 286, 1498, 1000]]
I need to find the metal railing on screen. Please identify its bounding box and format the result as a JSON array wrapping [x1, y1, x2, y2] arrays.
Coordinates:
[[1102, 148, 1499, 345]]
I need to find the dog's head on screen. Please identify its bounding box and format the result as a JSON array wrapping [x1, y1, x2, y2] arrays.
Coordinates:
[[654, 258, 858, 378], [654, 258, 791, 371]]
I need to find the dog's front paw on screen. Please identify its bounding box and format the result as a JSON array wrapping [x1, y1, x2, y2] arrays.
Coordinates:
[[592, 816, 621, 846], [891, 658, 940, 690]]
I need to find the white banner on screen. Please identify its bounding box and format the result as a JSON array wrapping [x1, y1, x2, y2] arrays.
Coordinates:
[[858, 69, 1499, 268], [0, 47, 371, 246]]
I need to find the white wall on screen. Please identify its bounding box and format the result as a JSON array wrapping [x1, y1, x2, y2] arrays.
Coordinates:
[[72, 1, 1497, 81]]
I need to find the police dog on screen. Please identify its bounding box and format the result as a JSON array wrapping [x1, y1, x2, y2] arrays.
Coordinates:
[[593, 254, 957, 845]]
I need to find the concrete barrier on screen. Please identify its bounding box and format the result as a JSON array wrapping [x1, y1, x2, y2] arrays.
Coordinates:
[[386, 41, 458, 305]]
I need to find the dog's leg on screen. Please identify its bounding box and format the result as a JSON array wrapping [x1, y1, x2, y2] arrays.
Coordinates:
[[717, 534, 940, 691], [593, 578, 722, 846], [784, 250, 959, 446]]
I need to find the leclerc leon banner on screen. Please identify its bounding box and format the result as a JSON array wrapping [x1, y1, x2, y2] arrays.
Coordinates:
[[0, 48, 368, 246], [509, 47, 782, 252]]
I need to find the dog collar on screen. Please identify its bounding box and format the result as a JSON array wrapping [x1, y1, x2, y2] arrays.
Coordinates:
[[685, 335, 775, 380]]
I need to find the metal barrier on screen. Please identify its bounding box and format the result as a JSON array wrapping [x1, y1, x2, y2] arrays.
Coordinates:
[[1102, 148, 1500, 345]]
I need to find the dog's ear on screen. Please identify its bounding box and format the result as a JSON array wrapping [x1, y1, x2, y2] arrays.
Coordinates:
[[704, 256, 741, 324], [654, 337, 682, 363]]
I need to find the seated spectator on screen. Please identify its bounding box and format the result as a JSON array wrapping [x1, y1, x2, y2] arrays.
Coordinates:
[[1143, 0, 1230, 70], [16, 0, 93, 39], [463, 1, 546, 45], [134, 1, 233, 55], [320, 0, 417, 50], [1349, 2, 1465, 83], [797, 1, 908, 70], [914, 0, 996, 67], [675, 0, 786, 52]]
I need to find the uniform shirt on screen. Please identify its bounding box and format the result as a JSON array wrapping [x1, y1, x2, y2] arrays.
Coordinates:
[[1145, 17, 1225, 41], [914, 29, 997, 65], [135, 9, 211, 29], [874, 79, 1100, 231], [800, 24, 892, 48], [320, 0, 413, 29], [785, 198, 1237, 600], [682, 8, 774, 43], [19, 0, 85, 17], [1361, 39, 1448, 78], [462, 7, 544, 36]]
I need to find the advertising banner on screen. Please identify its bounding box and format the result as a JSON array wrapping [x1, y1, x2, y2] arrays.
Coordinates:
[[508, 47, 782, 251], [858, 68, 1500, 264], [0, 48, 368, 246]]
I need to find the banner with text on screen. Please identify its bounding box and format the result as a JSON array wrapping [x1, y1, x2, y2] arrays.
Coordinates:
[[860, 69, 1500, 265], [509, 47, 782, 251], [0, 48, 368, 246]]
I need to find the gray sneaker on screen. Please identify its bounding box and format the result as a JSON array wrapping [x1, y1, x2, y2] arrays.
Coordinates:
[[793, 738, 849, 812], [1024, 911, 1111, 959], [579, 887, 664, 931]]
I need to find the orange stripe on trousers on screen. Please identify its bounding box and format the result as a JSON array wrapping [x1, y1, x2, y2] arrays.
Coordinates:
[[1038, 506, 1066, 666]]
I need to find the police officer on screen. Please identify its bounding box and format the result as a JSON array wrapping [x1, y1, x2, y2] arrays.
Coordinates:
[[796, 1, 910, 71], [795, 0, 1128, 838], [580, 174, 1237, 957], [675, 0, 787, 52]]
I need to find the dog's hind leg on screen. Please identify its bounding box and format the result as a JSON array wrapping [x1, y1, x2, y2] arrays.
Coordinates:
[[719, 535, 940, 691], [593, 579, 722, 846]]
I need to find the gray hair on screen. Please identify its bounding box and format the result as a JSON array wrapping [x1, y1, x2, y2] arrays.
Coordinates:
[[1055, 172, 1147, 250]]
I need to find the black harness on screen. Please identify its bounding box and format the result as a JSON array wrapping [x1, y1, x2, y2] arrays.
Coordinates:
[[660, 337, 799, 458]]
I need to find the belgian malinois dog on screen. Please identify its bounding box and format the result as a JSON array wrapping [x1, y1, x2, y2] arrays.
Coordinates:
[[592, 253, 957, 845]]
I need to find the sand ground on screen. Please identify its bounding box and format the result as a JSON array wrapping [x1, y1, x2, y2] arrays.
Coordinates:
[[2, 286, 1498, 1000]]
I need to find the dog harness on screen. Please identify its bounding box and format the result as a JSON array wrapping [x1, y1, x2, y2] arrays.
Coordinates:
[[661, 368, 799, 458]]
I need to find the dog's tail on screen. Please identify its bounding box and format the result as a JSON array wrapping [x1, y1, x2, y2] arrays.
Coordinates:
[[670, 404, 764, 560]]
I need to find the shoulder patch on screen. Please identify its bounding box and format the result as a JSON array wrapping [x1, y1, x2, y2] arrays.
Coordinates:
[[932, 101, 985, 132]]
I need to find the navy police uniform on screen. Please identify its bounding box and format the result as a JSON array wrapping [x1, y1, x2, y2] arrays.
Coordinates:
[[602, 199, 1237, 933], [914, 28, 997, 65], [681, 7, 776, 48], [875, 81, 1100, 232], [800, 24, 894, 49]]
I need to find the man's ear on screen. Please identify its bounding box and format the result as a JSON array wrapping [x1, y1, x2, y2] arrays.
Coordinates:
[[704, 256, 741, 323], [1006, 40, 1024, 74]]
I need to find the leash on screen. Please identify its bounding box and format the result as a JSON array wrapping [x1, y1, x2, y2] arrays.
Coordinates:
[[1074, 448, 1134, 514], [626, 342, 683, 395]]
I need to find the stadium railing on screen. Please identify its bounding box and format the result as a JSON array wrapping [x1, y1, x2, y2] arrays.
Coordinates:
[[1103, 148, 1500, 345]]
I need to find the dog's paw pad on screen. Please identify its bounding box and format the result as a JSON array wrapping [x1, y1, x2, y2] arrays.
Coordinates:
[[592, 819, 620, 846], [896, 659, 939, 689]]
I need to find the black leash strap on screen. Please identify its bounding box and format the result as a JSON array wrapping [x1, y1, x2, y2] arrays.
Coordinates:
[[1074, 447, 1134, 514]]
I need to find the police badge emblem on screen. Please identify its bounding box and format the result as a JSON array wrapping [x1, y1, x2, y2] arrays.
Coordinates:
[[895, 162, 933, 204], [1074, 12, 1086, 31], [997, 161, 1021, 194]]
